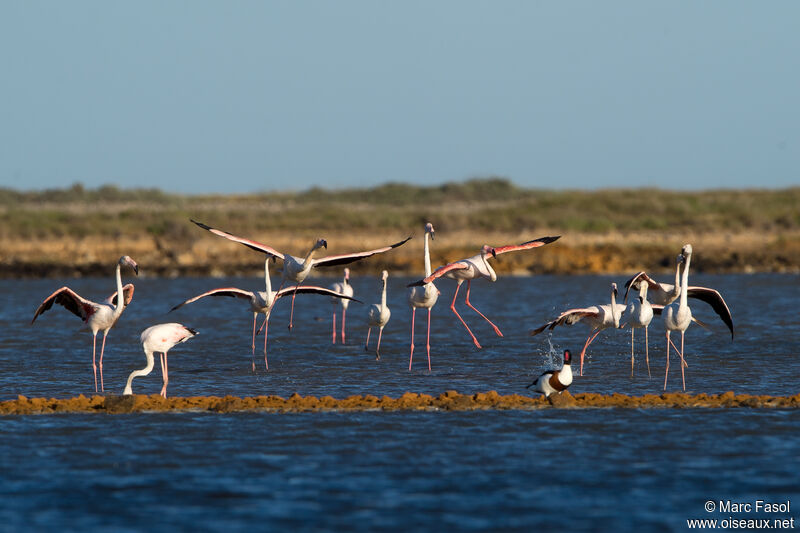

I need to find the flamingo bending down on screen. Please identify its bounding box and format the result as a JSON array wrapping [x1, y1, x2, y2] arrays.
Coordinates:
[[123, 323, 198, 398], [169, 257, 360, 371], [365, 270, 391, 360], [408, 222, 439, 371], [620, 281, 654, 378], [192, 220, 409, 331], [408, 236, 560, 349], [330, 268, 354, 344], [31, 255, 138, 392], [530, 283, 625, 376]]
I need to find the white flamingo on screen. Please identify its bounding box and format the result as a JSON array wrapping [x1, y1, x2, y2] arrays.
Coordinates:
[[408, 236, 560, 349], [408, 222, 439, 371], [365, 270, 391, 359], [169, 257, 359, 371], [192, 220, 409, 331], [663, 245, 694, 391], [31, 255, 138, 393], [530, 283, 625, 376], [123, 323, 198, 398], [330, 268, 354, 344], [621, 281, 654, 378]]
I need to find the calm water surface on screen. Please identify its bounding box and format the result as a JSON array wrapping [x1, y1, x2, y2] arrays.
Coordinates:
[[1, 274, 798, 531]]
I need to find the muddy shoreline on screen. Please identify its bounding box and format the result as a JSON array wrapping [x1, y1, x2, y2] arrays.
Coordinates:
[[2, 390, 798, 415]]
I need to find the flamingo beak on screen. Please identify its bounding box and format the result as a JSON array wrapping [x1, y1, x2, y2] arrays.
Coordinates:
[[491, 247, 497, 259]]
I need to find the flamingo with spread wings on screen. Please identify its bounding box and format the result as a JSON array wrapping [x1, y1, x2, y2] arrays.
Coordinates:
[[408, 236, 560, 349], [191, 220, 409, 331], [169, 257, 360, 370], [31, 255, 138, 392]]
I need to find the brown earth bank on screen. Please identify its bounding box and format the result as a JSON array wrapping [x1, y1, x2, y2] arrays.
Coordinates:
[[2, 390, 799, 415]]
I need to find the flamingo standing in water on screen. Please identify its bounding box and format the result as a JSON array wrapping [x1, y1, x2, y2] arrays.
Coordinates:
[[620, 281, 654, 378], [530, 283, 625, 376], [192, 220, 409, 331], [408, 222, 439, 371], [408, 236, 560, 349], [365, 270, 391, 359], [31, 255, 138, 392], [663, 245, 696, 391], [169, 257, 359, 371], [330, 268, 354, 344], [123, 323, 198, 398]]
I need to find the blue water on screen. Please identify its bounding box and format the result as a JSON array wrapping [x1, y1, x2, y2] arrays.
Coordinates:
[[1, 274, 799, 531]]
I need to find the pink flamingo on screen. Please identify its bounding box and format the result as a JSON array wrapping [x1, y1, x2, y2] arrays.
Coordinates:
[[365, 270, 391, 359], [408, 236, 560, 349], [408, 222, 439, 371], [192, 220, 409, 331], [330, 268, 354, 344], [31, 255, 138, 392], [169, 257, 359, 370], [123, 323, 198, 398]]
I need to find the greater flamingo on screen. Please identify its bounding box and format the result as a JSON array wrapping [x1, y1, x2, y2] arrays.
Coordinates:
[[365, 270, 391, 359], [407, 222, 439, 371], [526, 349, 573, 398], [192, 220, 409, 331], [620, 281, 654, 377], [408, 236, 560, 349], [123, 323, 198, 398], [330, 268, 354, 344], [169, 257, 359, 371], [530, 282, 625, 376], [663, 245, 695, 391], [32, 255, 138, 392]]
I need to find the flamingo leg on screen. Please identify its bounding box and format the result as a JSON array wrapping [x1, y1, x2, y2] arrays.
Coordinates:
[[375, 326, 384, 360], [332, 311, 337, 344], [426, 308, 432, 372], [341, 307, 347, 344], [464, 280, 503, 337], [92, 333, 98, 393], [365, 327, 372, 351], [680, 331, 686, 392], [579, 329, 602, 376], [287, 285, 300, 331], [630, 328, 635, 378], [98, 332, 109, 392], [668, 337, 688, 369], [162, 352, 169, 398], [450, 282, 481, 349], [251, 314, 257, 372], [409, 307, 416, 371], [159, 352, 168, 398], [261, 315, 270, 371], [645, 325, 651, 378], [664, 332, 671, 390]]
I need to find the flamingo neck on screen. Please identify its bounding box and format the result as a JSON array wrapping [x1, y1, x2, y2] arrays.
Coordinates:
[[112, 263, 124, 317], [380, 279, 387, 309], [123, 349, 154, 395], [481, 252, 497, 281], [672, 259, 681, 299], [679, 253, 691, 308], [610, 288, 619, 326], [423, 232, 432, 277], [264, 259, 273, 296]]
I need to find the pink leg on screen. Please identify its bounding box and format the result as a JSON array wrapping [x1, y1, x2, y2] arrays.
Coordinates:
[[92, 333, 98, 393], [365, 327, 372, 351], [341, 307, 347, 344], [332, 311, 337, 344], [668, 337, 688, 369], [409, 308, 416, 371], [98, 332, 108, 392], [680, 331, 686, 391], [664, 332, 670, 390], [261, 315, 270, 371], [464, 280, 503, 337], [645, 326, 651, 378], [250, 314, 257, 372], [288, 286, 299, 331], [426, 308, 432, 372], [160, 352, 168, 398], [375, 327, 384, 360], [630, 328, 635, 378], [450, 283, 481, 349], [579, 329, 601, 376]]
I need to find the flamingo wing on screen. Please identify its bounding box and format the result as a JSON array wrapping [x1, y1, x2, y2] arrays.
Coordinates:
[[191, 220, 285, 259], [623, 271, 663, 303], [492, 235, 560, 255], [529, 308, 599, 336], [32, 287, 96, 324], [312, 236, 412, 268], [105, 283, 135, 307], [275, 285, 363, 303], [169, 287, 254, 312], [407, 261, 469, 287], [687, 286, 734, 339]]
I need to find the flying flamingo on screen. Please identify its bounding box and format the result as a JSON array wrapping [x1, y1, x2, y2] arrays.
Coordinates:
[[365, 270, 391, 359], [169, 257, 360, 371], [31, 255, 138, 392], [530, 282, 625, 376], [330, 268, 354, 344], [620, 281, 654, 378], [408, 236, 560, 349], [123, 323, 198, 398], [408, 222, 439, 371], [191, 220, 409, 331], [624, 260, 734, 339]]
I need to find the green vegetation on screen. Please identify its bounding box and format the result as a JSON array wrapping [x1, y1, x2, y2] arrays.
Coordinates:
[[1, 178, 798, 240]]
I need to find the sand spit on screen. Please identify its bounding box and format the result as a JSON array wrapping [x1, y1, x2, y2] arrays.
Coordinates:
[[2, 390, 799, 415]]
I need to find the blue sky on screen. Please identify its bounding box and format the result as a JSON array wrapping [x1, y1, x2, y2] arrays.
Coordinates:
[[1, 1, 798, 193]]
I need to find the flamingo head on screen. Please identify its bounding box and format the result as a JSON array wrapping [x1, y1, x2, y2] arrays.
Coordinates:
[[681, 243, 693, 257], [119, 255, 139, 275], [563, 349, 572, 365], [611, 282, 618, 298], [481, 244, 497, 259], [314, 239, 328, 251], [344, 267, 350, 281], [381, 270, 389, 282], [676, 253, 685, 265], [425, 222, 435, 239]]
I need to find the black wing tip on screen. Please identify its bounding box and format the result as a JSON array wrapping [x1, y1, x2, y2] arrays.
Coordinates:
[[392, 235, 413, 248], [191, 219, 212, 231], [407, 280, 425, 287], [187, 327, 199, 336], [541, 236, 561, 244]]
